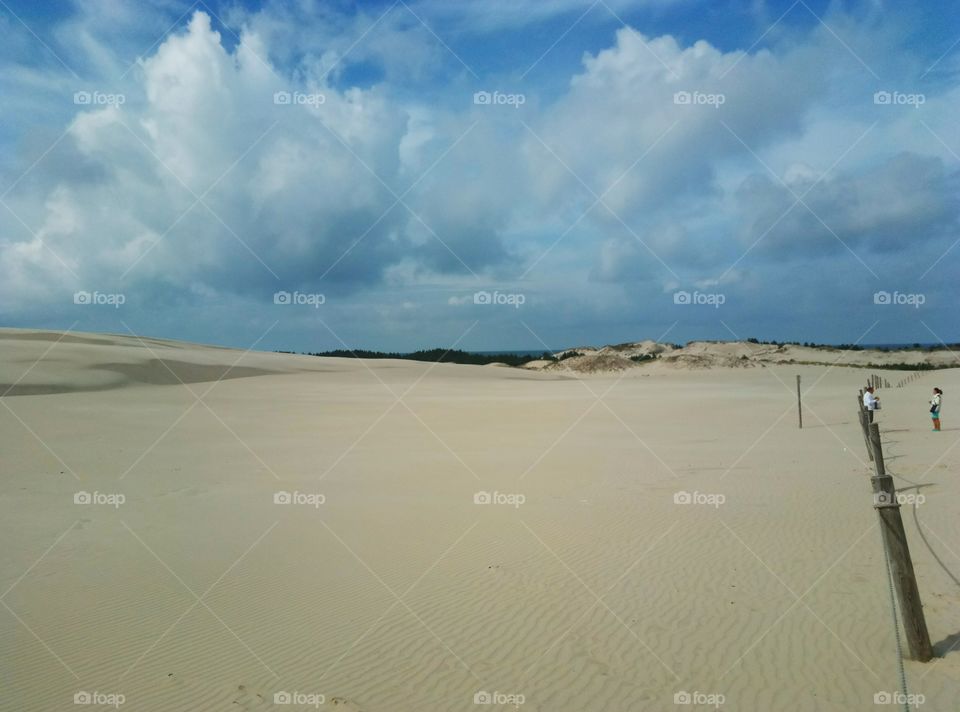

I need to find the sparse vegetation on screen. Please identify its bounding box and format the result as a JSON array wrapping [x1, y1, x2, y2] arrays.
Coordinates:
[[788, 360, 951, 371]]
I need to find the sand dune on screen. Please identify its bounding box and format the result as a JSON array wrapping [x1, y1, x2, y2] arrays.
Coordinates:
[[0, 329, 306, 395], [2, 329, 960, 711], [534, 339, 959, 373]]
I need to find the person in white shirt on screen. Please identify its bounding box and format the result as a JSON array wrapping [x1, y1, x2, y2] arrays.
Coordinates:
[[863, 387, 879, 423], [930, 387, 943, 431]]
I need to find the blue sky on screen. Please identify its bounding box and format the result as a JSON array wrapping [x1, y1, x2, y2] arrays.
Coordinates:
[[0, 0, 958, 352]]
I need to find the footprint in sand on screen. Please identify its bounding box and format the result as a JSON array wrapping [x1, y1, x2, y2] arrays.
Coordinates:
[[230, 683, 266, 709]]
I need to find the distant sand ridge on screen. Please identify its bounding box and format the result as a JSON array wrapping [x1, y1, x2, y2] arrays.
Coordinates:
[[3, 330, 952, 396], [526, 340, 959, 373]]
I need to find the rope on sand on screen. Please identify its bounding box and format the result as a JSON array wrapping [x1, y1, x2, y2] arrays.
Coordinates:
[[878, 522, 911, 712]]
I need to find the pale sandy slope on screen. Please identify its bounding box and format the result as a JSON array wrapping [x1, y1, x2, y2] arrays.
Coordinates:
[[2, 329, 960, 711]]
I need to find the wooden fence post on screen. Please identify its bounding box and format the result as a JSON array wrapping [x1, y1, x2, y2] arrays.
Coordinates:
[[796, 375, 802, 429], [868, 423, 934, 662]]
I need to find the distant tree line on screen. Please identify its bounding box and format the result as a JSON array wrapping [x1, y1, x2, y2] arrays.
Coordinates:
[[298, 348, 556, 367], [744, 338, 960, 352]]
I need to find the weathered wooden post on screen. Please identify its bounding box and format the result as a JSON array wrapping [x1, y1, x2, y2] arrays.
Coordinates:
[[869, 423, 933, 662], [858, 391, 874, 462], [796, 375, 802, 429]]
